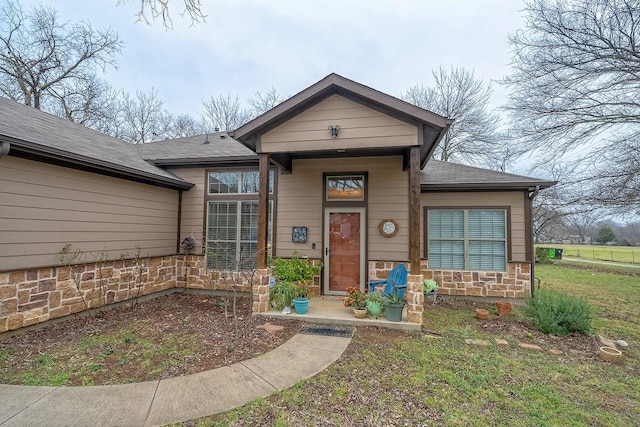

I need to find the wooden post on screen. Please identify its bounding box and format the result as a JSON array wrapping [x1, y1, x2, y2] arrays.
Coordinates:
[[257, 153, 270, 269], [409, 146, 421, 275]]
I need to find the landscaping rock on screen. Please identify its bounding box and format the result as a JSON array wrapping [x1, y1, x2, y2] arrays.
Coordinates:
[[256, 322, 284, 332], [518, 343, 542, 351], [549, 349, 564, 355], [599, 335, 617, 348], [616, 340, 629, 348], [495, 339, 509, 346]]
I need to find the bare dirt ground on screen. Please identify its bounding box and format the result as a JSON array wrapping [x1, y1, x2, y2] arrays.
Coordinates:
[[0, 292, 302, 386], [1, 294, 603, 388]]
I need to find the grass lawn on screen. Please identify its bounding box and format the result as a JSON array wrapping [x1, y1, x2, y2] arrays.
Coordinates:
[[536, 243, 640, 265], [184, 263, 639, 426]]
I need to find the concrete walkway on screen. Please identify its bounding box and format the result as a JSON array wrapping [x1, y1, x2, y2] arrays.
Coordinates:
[[0, 333, 352, 427]]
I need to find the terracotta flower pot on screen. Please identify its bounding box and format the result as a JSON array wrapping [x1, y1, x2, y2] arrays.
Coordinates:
[[353, 308, 367, 319], [475, 308, 489, 320], [495, 301, 513, 317], [598, 346, 623, 364]]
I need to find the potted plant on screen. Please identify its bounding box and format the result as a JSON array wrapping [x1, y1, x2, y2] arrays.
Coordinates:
[[383, 290, 405, 322], [365, 291, 384, 318], [271, 253, 322, 315], [292, 281, 311, 314], [342, 286, 367, 318], [269, 280, 296, 311], [423, 279, 438, 302]]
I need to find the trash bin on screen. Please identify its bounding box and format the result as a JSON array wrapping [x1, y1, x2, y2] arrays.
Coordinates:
[[555, 248, 563, 260]]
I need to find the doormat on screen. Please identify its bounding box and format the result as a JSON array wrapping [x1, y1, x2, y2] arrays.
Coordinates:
[[299, 324, 355, 338]]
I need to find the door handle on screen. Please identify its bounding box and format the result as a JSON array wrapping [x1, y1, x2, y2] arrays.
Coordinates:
[[325, 247, 329, 256]]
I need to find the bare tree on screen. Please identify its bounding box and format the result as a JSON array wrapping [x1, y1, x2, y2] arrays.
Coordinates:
[[503, 0, 640, 211], [401, 66, 501, 167], [0, 1, 123, 115], [118, 0, 206, 29], [120, 88, 168, 143], [248, 87, 286, 116], [202, 94, 251, 132], [159, 113, 205, 139]]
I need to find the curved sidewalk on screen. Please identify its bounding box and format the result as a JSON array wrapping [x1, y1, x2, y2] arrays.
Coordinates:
[[0, 333, 352, 427]]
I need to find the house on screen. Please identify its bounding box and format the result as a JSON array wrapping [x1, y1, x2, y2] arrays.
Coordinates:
[[0, 74, 555, 333]]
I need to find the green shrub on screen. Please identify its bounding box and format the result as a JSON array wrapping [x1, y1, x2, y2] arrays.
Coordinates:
[[535, 247, 552, 264], [524, 289, 592, 336]]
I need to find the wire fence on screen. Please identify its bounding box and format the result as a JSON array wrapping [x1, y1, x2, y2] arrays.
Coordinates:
[[537, 245, 640, 265]]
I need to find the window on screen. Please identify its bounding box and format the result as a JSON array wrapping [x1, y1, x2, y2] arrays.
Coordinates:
[[206, 169, 274, 270], [427, 209, 507, 271], [208, 170, 274, 194], [326, 175, 365, 201]]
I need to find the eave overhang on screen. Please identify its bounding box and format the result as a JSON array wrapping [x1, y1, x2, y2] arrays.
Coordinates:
[[4, 136, 194, 191], [421, 181, 558, 192]]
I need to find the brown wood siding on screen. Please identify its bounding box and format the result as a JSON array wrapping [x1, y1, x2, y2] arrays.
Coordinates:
[[0, 157, 179, 271], [420, 191, 527, 262], [167, 167, 206, 254], [276, 156, 409, 261], [261, 95, 418, 152]]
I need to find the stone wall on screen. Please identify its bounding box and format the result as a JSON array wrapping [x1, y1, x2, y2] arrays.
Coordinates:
[[421, 261, 532, 298], [0, 256, 177, 333], [0, 255, 264, 334]]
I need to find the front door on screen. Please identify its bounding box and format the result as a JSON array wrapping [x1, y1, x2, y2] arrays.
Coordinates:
[[323, 207, 366, 295]]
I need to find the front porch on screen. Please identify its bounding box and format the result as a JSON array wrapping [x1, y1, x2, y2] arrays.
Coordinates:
[[256, 296, 422, 331]]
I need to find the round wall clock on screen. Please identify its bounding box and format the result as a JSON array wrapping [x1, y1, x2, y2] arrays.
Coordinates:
[[378, 219, 399, 238]]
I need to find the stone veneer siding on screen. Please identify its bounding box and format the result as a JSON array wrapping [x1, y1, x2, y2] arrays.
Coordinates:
[[0, 255, 273, 333], [421, 260, 532, 298]]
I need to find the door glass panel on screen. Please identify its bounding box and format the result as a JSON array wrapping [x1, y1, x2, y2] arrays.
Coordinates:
[[328, 212, 361, 292]]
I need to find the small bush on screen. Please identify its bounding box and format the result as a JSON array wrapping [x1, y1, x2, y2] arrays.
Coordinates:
[[535, 247, 552, 264], [524, 289, 592, 336]]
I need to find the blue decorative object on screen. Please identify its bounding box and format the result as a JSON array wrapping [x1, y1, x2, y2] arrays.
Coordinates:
[[368, 264, 408, 299]]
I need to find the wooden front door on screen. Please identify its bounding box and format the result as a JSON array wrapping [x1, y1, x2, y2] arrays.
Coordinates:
[[324, 207, 366, 295]]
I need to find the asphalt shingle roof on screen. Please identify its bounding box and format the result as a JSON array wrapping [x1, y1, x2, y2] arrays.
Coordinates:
[[421, 160, 556, 190], [0, 97, 191, 189], [137, 133, 256, 164]]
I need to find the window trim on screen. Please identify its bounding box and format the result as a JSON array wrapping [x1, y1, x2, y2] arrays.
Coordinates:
[[424, 206, 512, 271]]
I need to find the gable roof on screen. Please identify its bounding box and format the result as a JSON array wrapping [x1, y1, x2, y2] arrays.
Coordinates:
[[233, 73, 453, 170], [138, 133, 257, 166], [0, 97, 192, 190], [421, 160, 556, 191]]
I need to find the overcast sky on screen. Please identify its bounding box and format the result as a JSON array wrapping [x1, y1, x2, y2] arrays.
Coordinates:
[[22, 0, 526, 118]]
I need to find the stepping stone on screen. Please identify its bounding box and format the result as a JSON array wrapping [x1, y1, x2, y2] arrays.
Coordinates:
[[519, 343, 542, 351], [256, 322, 284, 332], [495, 339, 509, 346], [549, 349, 564, 355], [599, 335, 617, 348], [465, 339, 492, 346]]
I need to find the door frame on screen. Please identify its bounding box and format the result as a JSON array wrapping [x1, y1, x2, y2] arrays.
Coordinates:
[[323, 207, 367, 295]]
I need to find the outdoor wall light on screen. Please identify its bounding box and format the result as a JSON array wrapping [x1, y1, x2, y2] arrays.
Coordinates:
[[328, 125, 340, 138]]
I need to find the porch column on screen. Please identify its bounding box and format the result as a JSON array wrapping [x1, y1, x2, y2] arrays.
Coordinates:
[[409, 146, 421, 275], [407, 146, 424, 325], [257, 153, 270, 269]]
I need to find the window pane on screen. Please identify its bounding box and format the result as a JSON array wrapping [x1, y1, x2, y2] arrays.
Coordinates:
[[206, 241, 237, 270], [240, 201, 259, 241], [326, 175, 364, 200], [469, 240, 506, 271], [209, 172, 239, 194], [207, 201, 237, 240], [468, 210, 506, 239], [241, 171, 260, 193], [428, 210, 464, 238], [428, 240, 464, 269]]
